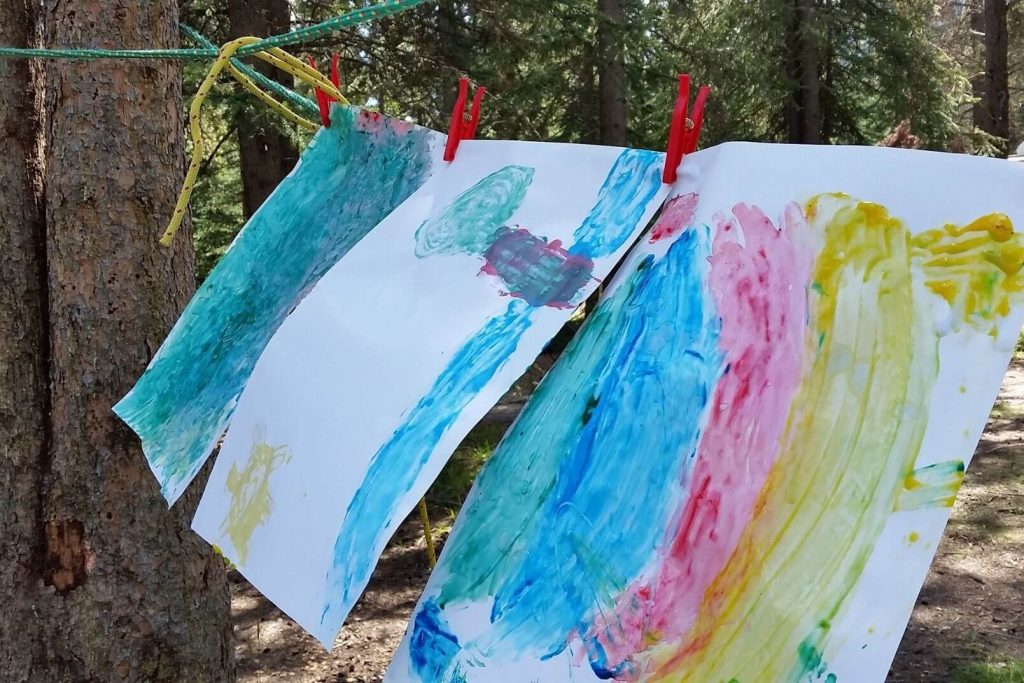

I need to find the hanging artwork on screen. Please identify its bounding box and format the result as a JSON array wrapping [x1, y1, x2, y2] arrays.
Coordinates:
[[189, 140, 669, 646], [114, 106, 444, 503], [386, 143, 1024, 683]]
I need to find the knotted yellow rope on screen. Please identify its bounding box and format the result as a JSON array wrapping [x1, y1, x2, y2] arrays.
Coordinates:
[[160, 36, 349, 246]]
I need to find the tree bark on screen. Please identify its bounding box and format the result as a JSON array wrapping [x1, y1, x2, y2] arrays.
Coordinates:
[[785, 0, 822, 143], [0, 0, 234, 678], [597, 0, 628, 146], [973, 0, 1010, 155], [971, 0, 987, 133], [229, 0, 298, 217], [0, 0, 48, 673], [437, 0, 470, 115]]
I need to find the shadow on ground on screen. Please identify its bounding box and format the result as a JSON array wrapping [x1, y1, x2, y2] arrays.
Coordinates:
[[888, 364, 1024, 682]]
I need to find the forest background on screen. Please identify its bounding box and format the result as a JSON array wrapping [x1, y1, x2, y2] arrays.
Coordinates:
[[186, 0, 1024, 277], [2, 0, 1023, 679]]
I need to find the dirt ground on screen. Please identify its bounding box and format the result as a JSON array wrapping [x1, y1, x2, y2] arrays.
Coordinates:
[[233, 361, 1024, 683]]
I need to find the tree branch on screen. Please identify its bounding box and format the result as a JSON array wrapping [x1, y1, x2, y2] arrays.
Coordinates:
[[199, 123, 238, 177]]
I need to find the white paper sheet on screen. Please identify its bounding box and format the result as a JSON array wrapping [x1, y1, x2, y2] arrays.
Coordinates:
[[384, 143, 1024, 683], [192, 139, 669, 647]]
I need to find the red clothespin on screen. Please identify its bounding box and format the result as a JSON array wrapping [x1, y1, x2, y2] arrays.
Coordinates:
[[683, 85, 709, 155], [443, 76, 486, 162], [662, 74, 711, 184], [307, 53, 343, 128], [330, 54, 342, 91]]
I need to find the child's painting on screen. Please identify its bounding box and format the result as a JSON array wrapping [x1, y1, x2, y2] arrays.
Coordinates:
[[114, 106, 443, 503], [386, 143, 1024, 683], [190, 140, 669, 646]]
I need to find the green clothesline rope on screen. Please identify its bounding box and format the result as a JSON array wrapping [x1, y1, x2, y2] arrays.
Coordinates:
[[0, 0, 428, 60], [0, 46, 212, 60]]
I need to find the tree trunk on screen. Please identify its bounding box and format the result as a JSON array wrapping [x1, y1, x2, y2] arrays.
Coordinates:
[[437, 1, 470, 115], [785, 0, 822, 143], [597, 0, 628, 146], [229, 0, 298, 217], [567, 51, 600, 145], [0, 0, 48, 673], [973, 0, 1010, 155], [971, 0, 988, 135], [0, 0, 235, 678]]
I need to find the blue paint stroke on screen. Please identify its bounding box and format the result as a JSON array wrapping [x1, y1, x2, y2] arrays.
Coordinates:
[[409, 601, 462, 681], [114, 106, 437, 502], [403, 229, 723, 678], [318, 148, 665, 646], [318, 299, 534, 641], [570, 148, 664, 259]]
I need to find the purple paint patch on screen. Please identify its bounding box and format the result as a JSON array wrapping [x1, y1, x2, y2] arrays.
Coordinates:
[[482, 227, 594, 308]]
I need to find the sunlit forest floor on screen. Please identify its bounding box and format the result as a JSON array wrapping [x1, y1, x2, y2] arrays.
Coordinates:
[[231, 359, 1024, 683]]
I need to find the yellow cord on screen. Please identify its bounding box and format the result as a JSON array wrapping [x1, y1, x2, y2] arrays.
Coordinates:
[[160, 36, 349, 246], [418, 498, 437, 567], [225, 63, 319, 133], [255, 47, 345, 103]]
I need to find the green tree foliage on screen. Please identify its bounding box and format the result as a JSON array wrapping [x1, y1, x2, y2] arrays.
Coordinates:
[[179, 0, 1017, 272]]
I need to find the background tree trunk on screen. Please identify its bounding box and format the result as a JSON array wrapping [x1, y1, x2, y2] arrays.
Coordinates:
[[229, 0, 298, 217], [973, 0, 1011, 155], [0, 0, 48, 672], [785, 0, 823, 143], [0, 0, 235, 678], [436, 0, 471, 115], [597, 0, 628, 146]]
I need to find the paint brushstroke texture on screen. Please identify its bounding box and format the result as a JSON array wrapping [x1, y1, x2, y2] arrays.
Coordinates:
[[389, 191, 1024, 683], [318, 148, 665, 645], [114, 106, 440, 503]]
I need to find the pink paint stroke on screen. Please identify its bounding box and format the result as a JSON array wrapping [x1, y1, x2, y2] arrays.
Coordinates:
[[585, 202, 813, 678], [649, 193, 699, 243], [356, 108, 414, 135]]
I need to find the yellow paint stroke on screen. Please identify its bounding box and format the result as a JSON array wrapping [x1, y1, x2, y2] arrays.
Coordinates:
[[913, 213, 1024, 329], [649, 196, 1024, 682], [907, 532, 920, 543], [222, 432, 292, 566]]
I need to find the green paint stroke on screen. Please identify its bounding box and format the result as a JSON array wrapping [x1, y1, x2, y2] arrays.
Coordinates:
[[414, 165, 534, 257], [222, 433, 292, 566], [795, 624, 838, 682], [896, 460, 965, 511]]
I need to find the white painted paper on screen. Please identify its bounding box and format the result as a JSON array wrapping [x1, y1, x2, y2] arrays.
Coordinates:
[[192, 140, 669, 647]]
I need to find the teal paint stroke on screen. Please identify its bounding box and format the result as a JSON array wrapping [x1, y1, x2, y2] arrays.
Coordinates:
[[114, 105, 439, 503], [401, 229, 722, 681], [317, 148, 666, 647], [414, 165, 534, 257], [897, 459, 965, 511]]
